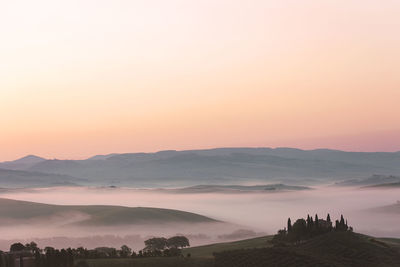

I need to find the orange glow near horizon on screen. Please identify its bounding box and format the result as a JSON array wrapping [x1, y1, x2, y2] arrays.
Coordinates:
[[1, 0, 400, 161]]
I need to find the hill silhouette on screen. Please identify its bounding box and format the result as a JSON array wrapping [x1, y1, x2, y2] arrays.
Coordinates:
[[0, 168, 86, 187], [0, 155, 46, 170], [214, 231, 400, 267], [0, 198, 218, 226]]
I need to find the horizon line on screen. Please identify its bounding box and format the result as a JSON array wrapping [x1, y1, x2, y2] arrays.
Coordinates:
[[3, 146, 400, 162]]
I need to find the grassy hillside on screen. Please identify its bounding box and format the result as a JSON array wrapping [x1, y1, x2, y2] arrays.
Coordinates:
[[0, 198, 217, 226], [77, 232, 400, 267], [83, 258, 213, 267], [183, 236, 273, 258], [214, 231, 400, 267]]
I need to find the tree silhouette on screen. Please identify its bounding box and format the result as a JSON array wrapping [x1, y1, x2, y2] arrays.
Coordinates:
[[144, 237, 167, 252], [120, 245, 132, 258], [10, 243, 25, 252], [167, 236, 190, 249], [287, 218, 292, 232]]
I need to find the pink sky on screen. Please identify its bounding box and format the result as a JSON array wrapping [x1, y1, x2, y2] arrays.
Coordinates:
[[1, 0, 400, 161]]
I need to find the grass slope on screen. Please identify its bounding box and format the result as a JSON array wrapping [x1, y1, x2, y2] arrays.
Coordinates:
[[82, 233, 400, 267], [214, 231, 400, 267], [0, 198, 217, 226], [84, 258, 212, 267], [183, 236, 273, 258]]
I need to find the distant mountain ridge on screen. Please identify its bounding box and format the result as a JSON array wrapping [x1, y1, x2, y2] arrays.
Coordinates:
[[1, 148, 400, 187], [0, 168, 87, 188], [0, 155, 46, 170]]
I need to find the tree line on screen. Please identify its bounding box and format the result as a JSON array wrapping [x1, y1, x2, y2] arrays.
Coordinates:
[[0, 235, 190, 267], [273, 213, 353, 243]]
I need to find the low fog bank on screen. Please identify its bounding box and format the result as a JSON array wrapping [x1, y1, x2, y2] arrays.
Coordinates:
[[0, 186, 399, 250]]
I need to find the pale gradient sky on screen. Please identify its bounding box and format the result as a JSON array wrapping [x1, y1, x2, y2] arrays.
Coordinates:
[[1, 0, 400, 161]]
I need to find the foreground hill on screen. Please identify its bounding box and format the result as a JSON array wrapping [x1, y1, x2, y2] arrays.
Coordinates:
[[213, 231, 400, 267], [78, 232, 400, 267], [184, 235, 273, 258], [0, 198, 217, 226]]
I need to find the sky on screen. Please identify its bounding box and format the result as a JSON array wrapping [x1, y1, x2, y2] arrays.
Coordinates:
[[1, 0, 400, 161]]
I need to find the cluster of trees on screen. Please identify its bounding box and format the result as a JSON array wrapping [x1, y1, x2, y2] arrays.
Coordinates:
[[0, 235, 190, 267], [0, 242, 74, 267], [273, 214, 352, 243], [141, 236, 190, 257]]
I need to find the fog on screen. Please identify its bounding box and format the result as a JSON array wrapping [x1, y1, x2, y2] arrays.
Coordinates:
[[0, 186, 399, 250]]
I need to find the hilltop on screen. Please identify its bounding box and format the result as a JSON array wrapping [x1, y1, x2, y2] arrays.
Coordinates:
[[0, 198, 218, 226], [213, 231, 400, 267]]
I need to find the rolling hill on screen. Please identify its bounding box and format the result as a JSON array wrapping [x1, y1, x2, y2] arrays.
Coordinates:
[[0, 198, 218, 226], [82, 232, 400, 267], [213, 231, 400, 267], [184, 235, 273, 258]]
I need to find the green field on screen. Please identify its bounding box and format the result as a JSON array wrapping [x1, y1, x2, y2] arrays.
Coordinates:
[[83, 258, 213, 267], [82, 233, 400, 267], [78, 236, 272, 267], [213, 232, 400, 267], [183, 236, 273, 258]]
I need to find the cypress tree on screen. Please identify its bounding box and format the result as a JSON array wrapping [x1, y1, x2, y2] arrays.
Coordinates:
[[340, 215, 345, 229], [327, 214, 331, 223], [315, 214, 319, 228], [287, 218, 292, 232]]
